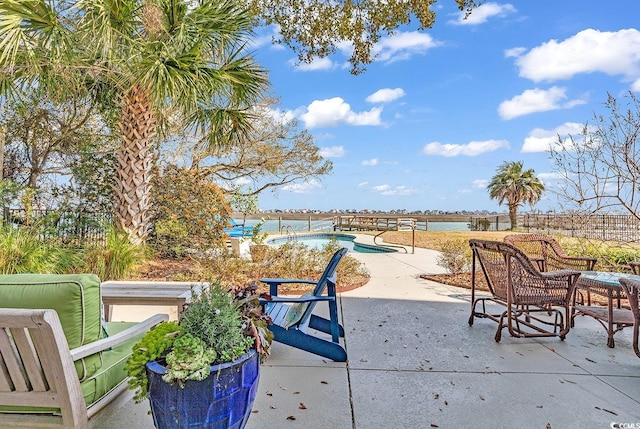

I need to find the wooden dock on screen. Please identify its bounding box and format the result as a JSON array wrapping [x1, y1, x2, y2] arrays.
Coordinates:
[[332, 216, 416, 232]]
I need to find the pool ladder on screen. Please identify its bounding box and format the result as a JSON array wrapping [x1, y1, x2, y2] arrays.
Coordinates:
[[280, 225, 297, 242]]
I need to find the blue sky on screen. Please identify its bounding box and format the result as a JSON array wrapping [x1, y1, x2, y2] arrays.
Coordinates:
[[248, 1, 640, 213]]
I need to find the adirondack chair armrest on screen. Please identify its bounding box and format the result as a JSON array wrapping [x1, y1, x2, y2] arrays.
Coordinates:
[[260, 278, 318, 296], [260, 278, 317, 285], [70, 313, 169, 361], [261, 295, 335, 305]]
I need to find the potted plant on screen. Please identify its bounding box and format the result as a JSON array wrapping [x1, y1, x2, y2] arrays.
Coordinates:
[[126, 282, 273, 429]]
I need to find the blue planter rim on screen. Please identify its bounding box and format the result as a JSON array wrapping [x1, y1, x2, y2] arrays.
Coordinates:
[[146, 349, 257, 376]]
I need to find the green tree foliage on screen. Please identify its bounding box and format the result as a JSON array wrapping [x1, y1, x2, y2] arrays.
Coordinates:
[[150, 165, 231, 257], [487, 161, 545, 230], [250, 0, 481, 74], [161, 95, 332, 196], [0, 0, 268, 243], [0, 91, 113, 210]]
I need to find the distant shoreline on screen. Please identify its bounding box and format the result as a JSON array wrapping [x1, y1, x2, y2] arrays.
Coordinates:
[[233, 212, 491, 223]]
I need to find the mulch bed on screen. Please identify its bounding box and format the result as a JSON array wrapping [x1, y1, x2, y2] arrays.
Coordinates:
[[420, 272, 611, 307], [420, 272, 488, 291]]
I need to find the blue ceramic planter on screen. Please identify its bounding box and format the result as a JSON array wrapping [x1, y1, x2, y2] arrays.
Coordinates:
[[146, 350, 260, 429]]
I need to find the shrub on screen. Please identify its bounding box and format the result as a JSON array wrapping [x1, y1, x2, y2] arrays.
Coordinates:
[[80, 227, 145, 280], [436, 239, 472, 274], [150, 165, 230, 256], [0, 225, 77, 274]]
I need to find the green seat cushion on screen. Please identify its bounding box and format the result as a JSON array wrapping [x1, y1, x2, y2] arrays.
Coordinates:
[[81, 321, 142, 406], [0, 273, 103, 379]]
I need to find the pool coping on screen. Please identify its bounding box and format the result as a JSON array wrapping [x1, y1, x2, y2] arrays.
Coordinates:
[[266, 232, 398, 253]]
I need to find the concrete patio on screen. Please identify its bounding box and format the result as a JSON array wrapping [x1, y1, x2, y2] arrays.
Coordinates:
[[93, 236, 640, 429]]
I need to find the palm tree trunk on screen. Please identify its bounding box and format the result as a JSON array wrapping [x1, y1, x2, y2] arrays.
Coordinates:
[[114, 86, 157, 244], [509, 205, 518, 230]]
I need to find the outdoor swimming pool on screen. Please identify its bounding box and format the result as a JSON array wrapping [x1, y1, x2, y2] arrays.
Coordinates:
[[266, 233, 397, 253]]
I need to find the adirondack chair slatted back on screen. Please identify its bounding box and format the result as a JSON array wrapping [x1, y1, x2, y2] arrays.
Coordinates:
[[297, 247, 347, 329], [0, 309, 87, 427]]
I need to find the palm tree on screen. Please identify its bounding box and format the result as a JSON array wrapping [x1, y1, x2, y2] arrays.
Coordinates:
[[0, 0, 267, 244], [487, 161, 545, 230]]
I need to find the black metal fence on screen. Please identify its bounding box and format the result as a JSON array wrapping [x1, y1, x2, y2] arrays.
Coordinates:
[[469, 215, 511, 231], [522, 213, 640, 242], [470, 213, 640, 241], [2, 207, 112, 246]]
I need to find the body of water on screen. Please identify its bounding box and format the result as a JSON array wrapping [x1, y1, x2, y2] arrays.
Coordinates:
[[237, 219, 470, 233]]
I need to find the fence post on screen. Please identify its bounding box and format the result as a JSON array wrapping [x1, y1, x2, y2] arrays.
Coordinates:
[[278, 217, 282, 233], [308, 216, 311, 231]]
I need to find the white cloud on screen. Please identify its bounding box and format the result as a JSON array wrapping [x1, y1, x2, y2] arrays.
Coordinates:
[[362, 158, 378, 166], [372, 31, 442, 64], [289, 56, 335, 72], [512, 28, 640, 83], [504, 47, 526, 58], [537, 172, 565, 180], [449, 2, 516, 26], [372, 184, 390, 192], [282, 180, 322, 194], [319, 146, 346, 158], [300, 97, 383, 128], [498, 86, 586, 120], [372, 184, 416, 196], [234, 177, 251, 186], [472, 179, 488, 189], [262, 107, 297, 124], [366, 88, 406, 104], [422, 139, 509, 157], [521, 122, 588, 153], [358, 182, 369, 187]]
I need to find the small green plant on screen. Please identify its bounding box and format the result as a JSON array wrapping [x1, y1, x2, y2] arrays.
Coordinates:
[[436, 239, 472, 274], [126, 282, 272, 402], [126, 321, 181, 402], [250, 217, 269, 245]]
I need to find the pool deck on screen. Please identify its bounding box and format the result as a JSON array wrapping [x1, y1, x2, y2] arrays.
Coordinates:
[[93, 234, 640, 429]]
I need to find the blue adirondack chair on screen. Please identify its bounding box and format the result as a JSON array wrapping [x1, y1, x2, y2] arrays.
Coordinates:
[[260, 247, 348, 361]]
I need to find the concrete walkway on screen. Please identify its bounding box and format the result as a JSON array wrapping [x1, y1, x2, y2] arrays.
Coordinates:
[[95, 235, 640, 429]]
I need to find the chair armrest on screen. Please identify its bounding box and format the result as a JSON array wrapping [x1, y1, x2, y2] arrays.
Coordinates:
[[540, 269, 581, 280], [70, 313, 169, 361], [260, 278, 317, 286]]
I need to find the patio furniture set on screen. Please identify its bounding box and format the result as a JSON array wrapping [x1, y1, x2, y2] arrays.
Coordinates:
[[469, 233, 640, 359], [0, 248, 348, 427]]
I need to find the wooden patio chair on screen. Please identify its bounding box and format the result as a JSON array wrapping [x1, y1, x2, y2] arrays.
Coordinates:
[[260, 247, 348, 361], [468, 239, 581, 342], [503, 233, 596, 272], [0, 274, 169, 428], [618, 277, 640, 358]]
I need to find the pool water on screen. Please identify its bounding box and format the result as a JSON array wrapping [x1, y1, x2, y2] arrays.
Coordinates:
[[266, 233, 396, 254]]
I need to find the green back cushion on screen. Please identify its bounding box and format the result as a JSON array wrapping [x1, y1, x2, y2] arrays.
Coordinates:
[[0, 273, 103, 379]]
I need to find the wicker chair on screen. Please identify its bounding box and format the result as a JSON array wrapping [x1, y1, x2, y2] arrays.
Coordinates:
[[617, 277, 640, 358], [469, 239, 581, 342], [503, 233, 596, 272]]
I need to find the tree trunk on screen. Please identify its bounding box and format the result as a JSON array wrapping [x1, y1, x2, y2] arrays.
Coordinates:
[[114, 86, 157, 244], [508, 205, 518, 230]]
